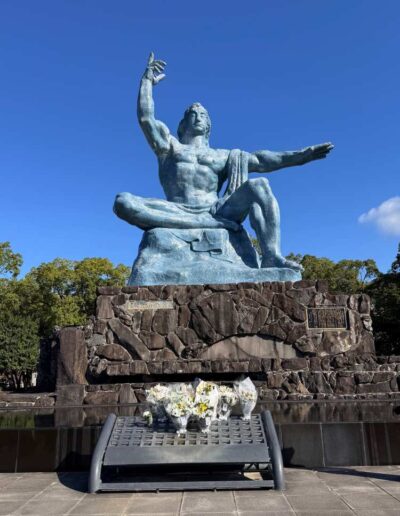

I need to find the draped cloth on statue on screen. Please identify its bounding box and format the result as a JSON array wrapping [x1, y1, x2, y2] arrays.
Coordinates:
[[211, 149, 249, 215]]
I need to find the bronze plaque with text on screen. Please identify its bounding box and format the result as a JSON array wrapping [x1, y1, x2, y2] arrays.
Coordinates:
[[307, 307, 348, 329]]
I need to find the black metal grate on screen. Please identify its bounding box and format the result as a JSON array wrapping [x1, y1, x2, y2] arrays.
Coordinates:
[[108, 415, 266, 448]]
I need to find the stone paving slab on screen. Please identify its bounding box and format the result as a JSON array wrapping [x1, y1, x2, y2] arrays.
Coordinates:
[[0, 466, 398, 515]]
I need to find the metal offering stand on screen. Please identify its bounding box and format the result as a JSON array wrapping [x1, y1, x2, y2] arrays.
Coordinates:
[[89, 410, 284, 492]]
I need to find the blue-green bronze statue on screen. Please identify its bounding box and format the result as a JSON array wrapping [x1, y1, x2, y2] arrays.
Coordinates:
[[114, 53, 333, 285]]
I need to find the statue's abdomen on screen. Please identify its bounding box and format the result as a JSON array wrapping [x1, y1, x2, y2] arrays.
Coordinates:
[[159, 160, 219, 207]]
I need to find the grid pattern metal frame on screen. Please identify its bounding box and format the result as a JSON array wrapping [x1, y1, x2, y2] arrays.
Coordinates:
[[109, 415, 266, 448]]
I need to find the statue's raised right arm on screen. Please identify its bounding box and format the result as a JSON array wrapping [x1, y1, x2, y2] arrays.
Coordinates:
[[137, 53, 171, 155]]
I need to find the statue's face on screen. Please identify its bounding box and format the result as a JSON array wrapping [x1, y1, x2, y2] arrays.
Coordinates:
[[186, 106, 209, 135], [177, 103, 211, 142]]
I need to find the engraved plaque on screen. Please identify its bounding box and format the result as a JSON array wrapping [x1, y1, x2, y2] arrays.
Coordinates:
[[307, 307, 347, 329], [125, 300, 174, 312]]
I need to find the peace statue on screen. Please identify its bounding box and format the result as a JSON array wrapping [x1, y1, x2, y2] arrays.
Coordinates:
[[114, 53, 333, 286]]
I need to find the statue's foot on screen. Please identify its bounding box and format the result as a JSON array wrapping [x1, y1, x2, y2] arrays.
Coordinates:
[[261, 254, 304, 272]]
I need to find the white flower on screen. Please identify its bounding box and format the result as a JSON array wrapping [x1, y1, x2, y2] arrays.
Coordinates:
[[146, 384, 169, 404]]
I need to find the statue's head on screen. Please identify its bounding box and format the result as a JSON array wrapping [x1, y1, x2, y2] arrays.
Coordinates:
[[177, 103, 211, 143]]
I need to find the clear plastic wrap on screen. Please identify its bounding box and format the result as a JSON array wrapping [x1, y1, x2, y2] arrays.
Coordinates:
[[234, 376, 258, 420]]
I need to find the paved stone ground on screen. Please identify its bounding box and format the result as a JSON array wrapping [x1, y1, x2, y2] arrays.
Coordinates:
[[0, 466, 399, 515]]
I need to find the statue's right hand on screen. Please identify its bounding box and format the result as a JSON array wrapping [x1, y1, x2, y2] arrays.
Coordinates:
[[144, 52, 166, 85]]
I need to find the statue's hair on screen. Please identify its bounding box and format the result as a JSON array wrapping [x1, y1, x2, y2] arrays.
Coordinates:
[[177, 102, 211, 142]]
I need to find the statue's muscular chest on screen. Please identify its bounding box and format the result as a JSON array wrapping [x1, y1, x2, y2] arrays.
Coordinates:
[[161, 144, 226, 193]]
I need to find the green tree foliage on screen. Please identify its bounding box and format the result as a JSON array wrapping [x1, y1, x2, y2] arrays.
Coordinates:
[[0, 242, 22, 279], [286, 253, 380, 293], [366, 244, 400, 355], [251, 239, 380, 293], [25, 257, 130, 337], [0, 242, 130, 389], [0, 312, 39, 390]]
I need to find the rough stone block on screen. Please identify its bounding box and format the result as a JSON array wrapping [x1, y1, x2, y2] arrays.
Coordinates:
[[107, 363, 130, 376], [373, 371, 395, 383], [357, 382, 391, 394], [267, 372, 283, 389], [335, 375, 356, 394], [147, 362, 163, 374], [261, 358, 272, 371], [84, 390, 119, 405], [129, 361, 149, 375], [281, 358, 308, 370], [57, 328, 88, 386], [273, 294, 306, 322], [139, 331, 165, 350], [56, 384, 85, 406], [97, 286, 121, 295], [96, 295, 114, 319], [355, 372, 374, 384], [309, 357, 321, 371], [97, 344, 132, 362], [93, 319, 107, 334], [167, 333, 185, 357], [108, 319, 150, 361], [152, 309, 178, 335]]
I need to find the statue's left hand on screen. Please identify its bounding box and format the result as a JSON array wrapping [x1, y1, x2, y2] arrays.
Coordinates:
[[302, 142, 334, 163]]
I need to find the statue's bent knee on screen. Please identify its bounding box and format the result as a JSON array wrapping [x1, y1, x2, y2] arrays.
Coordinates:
[[113, 192, 137, 218], [248, 177, 271, 198]]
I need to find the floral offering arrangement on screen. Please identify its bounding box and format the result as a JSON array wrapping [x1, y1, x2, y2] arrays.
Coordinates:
[[217, 385, 239, 420], [143, 376, 258, 433], [145, 384, 170, 423], [234, 376, 258, 420], [193, 380, 219, 432]]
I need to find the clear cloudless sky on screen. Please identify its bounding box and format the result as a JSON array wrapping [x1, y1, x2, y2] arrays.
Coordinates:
[[1, 0, 399, 275]]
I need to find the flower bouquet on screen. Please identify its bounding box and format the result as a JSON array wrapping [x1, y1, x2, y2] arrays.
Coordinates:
[[217, 385, 239, 420], [234, 376, 258, 420], [146, 384, 170, 423], [193, 380, 219, 432], [143, 377, 258, 433], [165, 394, 194, 434]]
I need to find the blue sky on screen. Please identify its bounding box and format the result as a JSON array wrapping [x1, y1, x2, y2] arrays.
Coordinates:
[[1, 0, 399, 275]]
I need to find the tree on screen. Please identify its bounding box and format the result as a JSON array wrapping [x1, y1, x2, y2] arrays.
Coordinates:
[[0, 244, 41, 390], [0, 242, 130, 390], [285, 253, 379, 293], [366, 243, 400, 355], [390, 243, 400, 274], [0, 282, 40, 390], [0, 315, 39, 390], [251, 239, 380, 293], [0, 242, 22, 279], [26, 257, 130, 337]]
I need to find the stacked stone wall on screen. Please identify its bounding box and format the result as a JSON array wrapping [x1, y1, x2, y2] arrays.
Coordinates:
[[55, 353, 400, 406], [54, 280, 392, 406], [82, 281, 374, 381]]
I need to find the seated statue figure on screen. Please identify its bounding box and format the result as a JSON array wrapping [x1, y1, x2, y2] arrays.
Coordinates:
[[114, 53, 333, 286]]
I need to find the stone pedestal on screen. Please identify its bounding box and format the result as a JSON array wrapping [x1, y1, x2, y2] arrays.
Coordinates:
[[54, 280, 381, 405], [129, 228, 301, 285], [81, 280, 374, 378]]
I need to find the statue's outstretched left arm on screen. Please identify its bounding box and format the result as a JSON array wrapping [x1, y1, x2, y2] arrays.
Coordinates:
[[248, 142, 334, 172]]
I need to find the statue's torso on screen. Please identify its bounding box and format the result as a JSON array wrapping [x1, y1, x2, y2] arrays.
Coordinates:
[[159, 140, 228, 207]]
